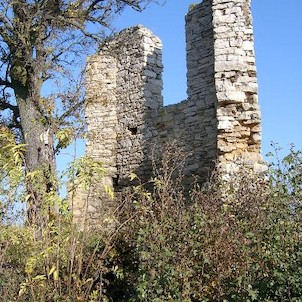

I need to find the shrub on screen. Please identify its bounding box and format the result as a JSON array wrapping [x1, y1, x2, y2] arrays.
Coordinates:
[[0, 148, 118, 301], [0, 144, 301, 301], [115, 146, 302, 301]]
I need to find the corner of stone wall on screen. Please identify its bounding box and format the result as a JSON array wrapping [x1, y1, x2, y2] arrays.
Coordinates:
[[183, 0, 218, 183], [73, 25, 164, 228], [212, 0, 266, 174], [71, 45, 120, 229]]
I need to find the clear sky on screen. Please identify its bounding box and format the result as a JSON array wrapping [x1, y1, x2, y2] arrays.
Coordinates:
[[56, 0, 301, 195], [113, 0, 302, 157]]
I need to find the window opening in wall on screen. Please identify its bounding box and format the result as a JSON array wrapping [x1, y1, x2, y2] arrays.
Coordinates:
[[128, 126, 138, 135], [113, 175, 119, 187]]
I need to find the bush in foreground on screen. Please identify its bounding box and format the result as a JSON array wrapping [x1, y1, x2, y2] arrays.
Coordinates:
[[0, 146, 301, 301], [115, 146, 302, 301]]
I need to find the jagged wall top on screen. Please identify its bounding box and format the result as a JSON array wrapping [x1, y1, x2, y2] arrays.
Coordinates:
[[86, 0, 263, 185], [73, 0, 265, 224]]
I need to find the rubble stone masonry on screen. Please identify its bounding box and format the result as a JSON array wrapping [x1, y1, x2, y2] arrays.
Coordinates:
[[73, 0, 265, 225]]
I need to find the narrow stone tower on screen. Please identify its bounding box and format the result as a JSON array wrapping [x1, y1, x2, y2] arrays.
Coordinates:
[[185, 0, 263, 174], [73, 0, 265, 226]]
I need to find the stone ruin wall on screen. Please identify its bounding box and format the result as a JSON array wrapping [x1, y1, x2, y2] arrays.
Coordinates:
[[213, 0, 262, 170], [73, 0, 265, 225]]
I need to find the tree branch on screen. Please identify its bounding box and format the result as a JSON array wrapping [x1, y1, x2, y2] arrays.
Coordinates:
[[0, 98, 19, 114], [58, 98, 85, 123], [0, 77, 12, 88], [0, 96, 21, 130]]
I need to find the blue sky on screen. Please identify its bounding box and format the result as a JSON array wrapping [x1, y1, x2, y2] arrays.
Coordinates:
[[58, 0, 302, 177], [56, 0, 301, 195], [113, 0, 302, 156]]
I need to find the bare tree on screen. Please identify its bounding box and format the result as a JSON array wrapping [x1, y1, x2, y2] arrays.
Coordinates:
[[0, 0, 153, 227]]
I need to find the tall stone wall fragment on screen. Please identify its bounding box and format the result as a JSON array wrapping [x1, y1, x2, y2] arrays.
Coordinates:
[[212, 0, 263, 173], [74, 0, 265, 226]]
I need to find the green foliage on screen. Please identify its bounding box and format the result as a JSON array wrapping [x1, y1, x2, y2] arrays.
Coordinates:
[[0, 144, 301, 301], [55, 128, 74, 150], [115, 146, 302, 301], [0, 218, 116, 301], [268, 143, 302, 206], [66, 155, 106, 191], [0, 126, 26, 222], [0, 138, 117, 301]]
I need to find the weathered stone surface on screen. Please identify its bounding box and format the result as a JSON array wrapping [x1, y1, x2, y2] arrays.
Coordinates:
[[73, 0, 265, 226]]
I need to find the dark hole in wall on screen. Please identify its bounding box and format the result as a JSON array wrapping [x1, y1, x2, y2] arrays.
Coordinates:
[[112, 175, 119, 187], [37, 147, 41, 160], [128, 126, 138, 135]]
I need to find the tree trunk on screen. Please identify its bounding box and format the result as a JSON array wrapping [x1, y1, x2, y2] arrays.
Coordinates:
[[15, 84, 57, 229]]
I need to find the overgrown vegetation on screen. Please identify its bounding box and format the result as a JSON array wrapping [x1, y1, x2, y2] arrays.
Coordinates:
[[2, 1, 299, 301], [0, 142, 301, 301]]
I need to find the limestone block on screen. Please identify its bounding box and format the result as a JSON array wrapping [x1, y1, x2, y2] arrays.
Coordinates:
[[215, 61, 246, 72], [229, 37, 243, 47], [251, 133, 261, 142], [214, 25, 230, 33], [242, 40, 254, 51], [217, 90, 246, 103], [215, 39, 230, 49], [238, 111, 260, 121], [218, 142, 236, 153], [218, 119, 233, 130], [213, 14, 236, 24], [241, 83, 258, 93]]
